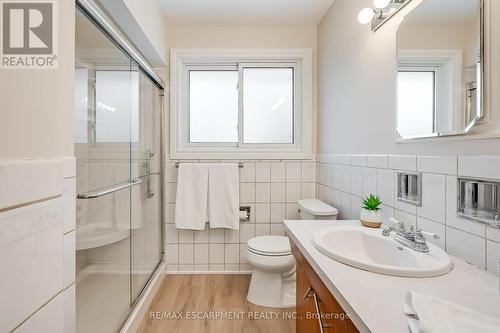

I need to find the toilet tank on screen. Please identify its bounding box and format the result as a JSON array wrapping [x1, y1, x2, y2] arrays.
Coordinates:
[[297, 199, 339, 220]]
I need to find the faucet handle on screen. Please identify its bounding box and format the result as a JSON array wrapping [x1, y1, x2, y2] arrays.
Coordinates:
[[411, 224, 440, 240], [421, 230, 440, 240], [389, 218, 405, 231]]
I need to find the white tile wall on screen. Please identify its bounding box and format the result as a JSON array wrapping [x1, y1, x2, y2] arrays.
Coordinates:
[[317, 154, 500, 274], [165, 160, 316, 272]]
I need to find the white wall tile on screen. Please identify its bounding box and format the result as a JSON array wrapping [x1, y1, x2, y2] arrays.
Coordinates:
[[351, 167, 363, 197], [417, 156, 457, 175], [256, 163, 271, 182], [340, 192, 351, 219], [341, 166, 352, 192], [376, 169, 395, 207], [286, 163, 302, 182], [239, 224, 255, 243], [165, 224, 178, 244], [194, 229, 209, 243], [487, 227, 500, 243], [256, 224, 270, 236], [270, 204, 286, 222], [240, 183, 256, 202], [224, 229, 240, 243], [338, 155, 352, 165], [301, 162, 316, 182], [286, 183, 301, 203], [445, 176, 486, 236], [178, 244, 194, 264], [417, 173, 446, 223], [351, 155, 367, 167], [194, 244, 209, 264], [367, 155, 388, 168], [486, 241, 500, 276], [458, 156, 500, 180], [165, 183, 177, 203], [270, 183, 285, 203], [240, 163, 256, 182], [256, 183, 271, 202], [285, 203, 300, 219], [301, 183, 316, 199], [178, 230, 193, 244], [416, 217, 446, 249], [362, 168, 377, 197], [165, 244, 178, 264], [380, 205, 395, 224], [255, 203, 271, 222], [165, 163, 178, 183], [225, 244, 240, 264], [239, 244, 248, 264], [332, 189, 341, 208], [210, 244, 225, 264], [332, 165, 342, 189], [271, 224, 286, 236], [446, 227, 486, 268], [271, 163, 286, 182], [389, 155, 416, 171], [350, 195, 362, 220], [210, 229, 225, 243]]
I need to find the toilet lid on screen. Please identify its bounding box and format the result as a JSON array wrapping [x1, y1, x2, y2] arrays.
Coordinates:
[[247, 236, 291, 256]]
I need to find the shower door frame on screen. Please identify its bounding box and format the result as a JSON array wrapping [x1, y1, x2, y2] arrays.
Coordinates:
[[75, 0, 166, 327]]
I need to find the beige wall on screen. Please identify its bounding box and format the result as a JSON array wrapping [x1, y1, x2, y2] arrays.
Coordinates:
[[317, 0, 500, 155], [165, 25, 318, 155], [0, 0, 75, 159]]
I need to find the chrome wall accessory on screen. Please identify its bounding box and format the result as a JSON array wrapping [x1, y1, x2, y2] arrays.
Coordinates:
[[145, 150, 155, 198], [77, 178, 142, 199], [240, 206, 251, 222], [397, 172, 422, 206], [457, 178, 500, 228], [174, 162, 244, 168]]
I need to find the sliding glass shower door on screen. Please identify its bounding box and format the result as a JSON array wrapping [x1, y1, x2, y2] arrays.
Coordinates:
[[75, 4, 164, 333]]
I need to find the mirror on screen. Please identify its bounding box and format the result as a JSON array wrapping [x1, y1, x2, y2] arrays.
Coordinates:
[[396, 0, 483, 141]]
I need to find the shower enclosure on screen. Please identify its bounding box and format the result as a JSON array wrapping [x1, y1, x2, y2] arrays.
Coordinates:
[[74, 1, 164, 332]]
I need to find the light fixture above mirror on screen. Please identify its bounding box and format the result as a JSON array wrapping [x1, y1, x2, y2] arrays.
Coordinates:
[[358, 0, 412, 31]]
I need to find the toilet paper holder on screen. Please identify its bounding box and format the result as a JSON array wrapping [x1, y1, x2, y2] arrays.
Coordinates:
[[240, 206, 251, 222]]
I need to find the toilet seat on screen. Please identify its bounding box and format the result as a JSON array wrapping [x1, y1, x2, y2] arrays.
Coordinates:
[[247, 236, 291, 256]]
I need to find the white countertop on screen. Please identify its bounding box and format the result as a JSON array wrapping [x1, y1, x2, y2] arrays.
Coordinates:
[[284, 220, 500, 333]]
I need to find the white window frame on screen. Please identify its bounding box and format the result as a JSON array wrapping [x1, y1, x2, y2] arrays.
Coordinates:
[[170, 48, 313, 160]]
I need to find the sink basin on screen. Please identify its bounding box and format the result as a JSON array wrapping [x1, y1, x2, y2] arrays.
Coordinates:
[[312, 225, 453, 278]]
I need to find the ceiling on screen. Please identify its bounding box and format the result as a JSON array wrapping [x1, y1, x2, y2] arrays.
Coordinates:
[[158, 0, 336, 26]]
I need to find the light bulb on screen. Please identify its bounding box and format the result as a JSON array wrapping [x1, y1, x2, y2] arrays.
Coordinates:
[[358, 8, 375, 24], [373, 0, 392, 9]]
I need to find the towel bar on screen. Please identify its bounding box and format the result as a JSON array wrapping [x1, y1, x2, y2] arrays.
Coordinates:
[[175, 162, 244, 168]]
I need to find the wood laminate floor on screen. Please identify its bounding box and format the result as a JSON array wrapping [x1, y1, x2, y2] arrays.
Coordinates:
[[137, 274, 296, 333]]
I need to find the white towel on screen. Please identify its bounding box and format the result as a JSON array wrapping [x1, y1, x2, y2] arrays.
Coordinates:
[[175, 163, 209, 230], [404, 290, 500, 333], [208, 164, 240, 230]]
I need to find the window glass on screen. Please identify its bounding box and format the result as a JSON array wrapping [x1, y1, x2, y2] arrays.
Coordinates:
[[189, 70, 239, 143], [397, 71, 435, 138], [243, 68, 294, 144]]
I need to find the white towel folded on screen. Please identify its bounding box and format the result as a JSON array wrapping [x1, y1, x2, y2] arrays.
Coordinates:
[[208, 164, 240, 230], [175, 163, 209, 230], [404, 290, 500, 333]]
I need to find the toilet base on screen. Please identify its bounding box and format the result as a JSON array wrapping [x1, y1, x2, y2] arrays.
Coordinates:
[[247, 268, 296, 308]]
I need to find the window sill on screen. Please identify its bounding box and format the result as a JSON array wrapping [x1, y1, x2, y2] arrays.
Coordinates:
[[169, 150, 314, 161]]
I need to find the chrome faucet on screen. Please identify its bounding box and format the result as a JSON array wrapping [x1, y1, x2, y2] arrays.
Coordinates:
[[382, 218, 440, 253]]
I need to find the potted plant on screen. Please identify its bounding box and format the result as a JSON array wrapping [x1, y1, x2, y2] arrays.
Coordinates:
[[360, 194, 383, 228]]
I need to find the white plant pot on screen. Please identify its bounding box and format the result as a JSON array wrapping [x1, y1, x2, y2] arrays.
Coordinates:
[[360, 208, 383, 228]]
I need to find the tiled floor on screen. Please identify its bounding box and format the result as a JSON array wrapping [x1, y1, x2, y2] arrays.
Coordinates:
[[137, 274, 296, 333]]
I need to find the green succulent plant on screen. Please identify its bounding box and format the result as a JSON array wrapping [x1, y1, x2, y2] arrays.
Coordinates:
[[362, 194, 382, 211]]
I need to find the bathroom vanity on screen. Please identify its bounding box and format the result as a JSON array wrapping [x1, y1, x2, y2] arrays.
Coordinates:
[[285, 220, 500, 333], [293, 242, 359, 333]]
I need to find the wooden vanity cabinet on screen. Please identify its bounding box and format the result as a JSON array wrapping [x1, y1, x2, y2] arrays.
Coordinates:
[[292, 243, 360, 333]]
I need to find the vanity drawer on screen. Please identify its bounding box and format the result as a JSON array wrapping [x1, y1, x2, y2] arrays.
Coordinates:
[[292, 243, 359, 333]]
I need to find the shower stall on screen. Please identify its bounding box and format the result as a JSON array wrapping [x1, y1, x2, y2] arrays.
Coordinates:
[[74, 1, 164, 332]]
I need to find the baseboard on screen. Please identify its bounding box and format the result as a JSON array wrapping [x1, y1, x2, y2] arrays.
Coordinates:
[[165, 270, 252, 275], [119, 260, 166, 333]]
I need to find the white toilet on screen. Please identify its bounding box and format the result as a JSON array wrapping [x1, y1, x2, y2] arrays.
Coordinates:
[[246, 199, 338, 308]]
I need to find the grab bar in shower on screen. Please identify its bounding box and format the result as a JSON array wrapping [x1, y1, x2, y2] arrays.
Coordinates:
[[77, 178, 142, 199]]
